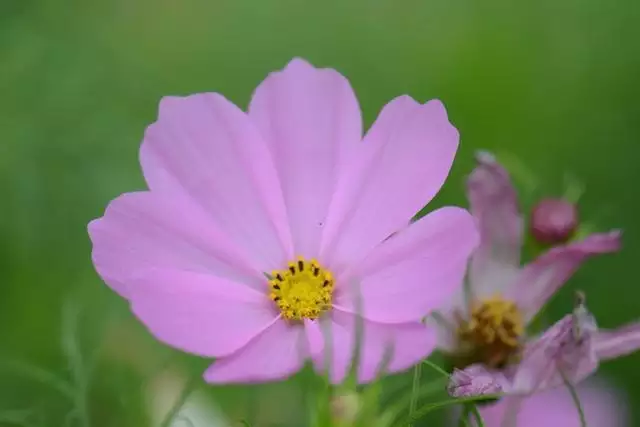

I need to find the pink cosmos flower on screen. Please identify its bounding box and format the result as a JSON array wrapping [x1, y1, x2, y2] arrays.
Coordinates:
[[88, 58, 479, 384], [449, 295, 640, 395], [431, 151, 621, 377], [475, 378, 629, 427]]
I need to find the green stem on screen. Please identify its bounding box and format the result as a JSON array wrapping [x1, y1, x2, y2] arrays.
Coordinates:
[[408, 363, 422, 425], [457, 405, 470, 427], [421, 360, 485, 427], [393, 395, 497, 427], [561, 370, 587, 427]]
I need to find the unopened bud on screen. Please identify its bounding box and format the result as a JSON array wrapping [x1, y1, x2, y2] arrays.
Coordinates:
[[331, 392, 361, 424], [530, 198, 578, 245]]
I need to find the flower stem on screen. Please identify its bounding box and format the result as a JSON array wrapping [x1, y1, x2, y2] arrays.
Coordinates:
[[408, 363, 422, 425], [561, 370, 587, 427]]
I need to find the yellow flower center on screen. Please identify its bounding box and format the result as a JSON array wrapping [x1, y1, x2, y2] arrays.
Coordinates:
[[269, 257, 335, 321], [456, 295, 525, 369]]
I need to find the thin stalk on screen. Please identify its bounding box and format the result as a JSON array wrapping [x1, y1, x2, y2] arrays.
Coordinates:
[[407, 363, 422, 425], [561, 370, 587, 427]]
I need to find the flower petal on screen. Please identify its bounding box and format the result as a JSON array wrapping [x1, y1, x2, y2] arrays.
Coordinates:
[[204, 320, 306, 384], [304, 318, 324, 358], [510, 314, 599, 395], [248, 58, 362, 257], [320, 96, 459, 272], [313, 312, 437, 384], [128, 269, 277, 358], [594, 321, 640, 360], [335, 207, 478, 323], [478, 379, 630, 427], [140, 92, 293, 273], [510, 231, 621, 322], [88, 192, 263, 298], [466, 151, 524, 296]]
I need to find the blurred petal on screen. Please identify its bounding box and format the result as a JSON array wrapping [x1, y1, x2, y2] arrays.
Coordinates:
[[478, 379, 629, 427], [129, 269, 277, 358], [510, 231, 621, 322], [314, 312, 437, 384], [447, 364, 508, 397], [248, 58, 362, 257], [510, 313, 598, 394], [304, 318, 324, 357], [320, 96, 459, 272], [594, 321, 640, 360], [204, 320, 306, 383], [88, 191, 263, 298], [466, 151, 523, 296], [335, 207, 478, 323], [140, 93, 293, 273]]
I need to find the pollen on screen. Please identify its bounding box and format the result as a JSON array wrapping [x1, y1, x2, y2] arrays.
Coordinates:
[[269, 257, 335, 321], [456, 295, 525, 369]]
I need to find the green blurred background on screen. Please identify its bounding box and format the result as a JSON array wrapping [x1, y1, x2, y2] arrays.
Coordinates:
[[2, 0, 639, 425]]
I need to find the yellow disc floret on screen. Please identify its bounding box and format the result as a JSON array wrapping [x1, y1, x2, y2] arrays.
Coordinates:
[[457, 295, 525, 368], [269, 257, 335, 321]]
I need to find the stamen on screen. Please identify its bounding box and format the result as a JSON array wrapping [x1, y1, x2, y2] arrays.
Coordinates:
[[268, 257, 335, 321], [456, 295, 525, 369]]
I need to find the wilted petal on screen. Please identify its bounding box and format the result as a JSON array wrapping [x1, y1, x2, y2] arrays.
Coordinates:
[[510, 310, 599, 395], [466, 151, 523, 297], [594, 321, 640, 360], [447, 364, 508, 397], [509, 231, 621, 322]]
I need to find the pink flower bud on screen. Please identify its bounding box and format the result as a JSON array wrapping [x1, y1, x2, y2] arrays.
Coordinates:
[[530, 198, 578, 245]]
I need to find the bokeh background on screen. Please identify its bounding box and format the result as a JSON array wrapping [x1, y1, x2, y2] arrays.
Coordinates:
[[2, 0, 639, 426]]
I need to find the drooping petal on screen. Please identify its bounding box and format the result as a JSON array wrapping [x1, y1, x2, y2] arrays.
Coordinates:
[[594, 321, 640, 360], [313, 312, 437, 384], [248, 58, 362, 258], [320, 96, 460, 272], [466, 151, 524, 297], [88, 191, 263, 298], [510, 313, 599, 395], [510, 231, 621, 322], [335, 207, 478, 323], [204, 320, 306, 384], [128, 269, 278, 358], [140, 92, 293, 273]]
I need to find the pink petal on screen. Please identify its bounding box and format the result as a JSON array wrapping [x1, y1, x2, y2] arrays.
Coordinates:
[[594, 321, 640, 360], [320, 96, 459, 272], [510, 231, 621, 321], [204, 319, 306, 384], [466, 151, 524, 297], [335, 207, 478, 323], [479, 379, 629, 427], [510, 314, 599, 395], [88, 192, 263, 298], [129, 269, 277, 358], [304, 318, 324, 357], [140, 92, 293, 273], [248, 58, 362, 258], [313, 312, 437, 384], [447, 364, 509, 397]]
